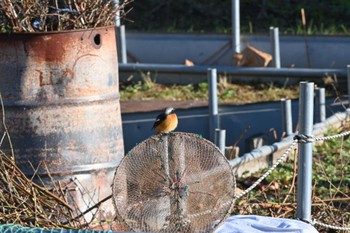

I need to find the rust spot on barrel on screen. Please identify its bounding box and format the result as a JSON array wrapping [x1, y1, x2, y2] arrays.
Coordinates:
[[24, 35, 67, 63]]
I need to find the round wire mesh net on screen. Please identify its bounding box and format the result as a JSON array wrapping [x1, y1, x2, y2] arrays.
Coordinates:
[[112, 132, 235, 233]]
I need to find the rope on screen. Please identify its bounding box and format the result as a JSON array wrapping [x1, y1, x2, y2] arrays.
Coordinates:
[[293, 134, 314, 143], [232, 140, 297, 200], [314, 130, 350, 141], [312, 219, 350, 231], [293, 130, 350, 143]]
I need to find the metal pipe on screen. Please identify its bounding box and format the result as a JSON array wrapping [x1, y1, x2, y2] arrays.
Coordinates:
[[230, 109, 349, 176], [270, 27, 281, 68], [119, 63, 347, 78], [114, 0, 127, 63], [232, 0, 240, 54], [230, 134, 295, 170], [315, 87, 326, 123], [296, 81, 314, 223], [281, 98, 293, 136], [208, 68, 219, 142], [114, 0, 120, 27], [347, 65, 350, 107], [119, 25, 127, 64], [215, 129, 226, 154]]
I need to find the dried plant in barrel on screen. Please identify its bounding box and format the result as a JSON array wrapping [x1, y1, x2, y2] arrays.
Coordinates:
[[0, 0, 132, 32], [112, 132, 236, 232]]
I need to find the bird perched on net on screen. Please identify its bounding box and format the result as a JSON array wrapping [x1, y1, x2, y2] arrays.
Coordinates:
[[152, 107, 178, 134]]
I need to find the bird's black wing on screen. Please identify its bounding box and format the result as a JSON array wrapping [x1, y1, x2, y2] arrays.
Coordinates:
[[152, 113, 166, 129]]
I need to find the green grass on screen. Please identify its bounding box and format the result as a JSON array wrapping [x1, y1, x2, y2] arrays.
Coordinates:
[[120, 75, 301, 104]]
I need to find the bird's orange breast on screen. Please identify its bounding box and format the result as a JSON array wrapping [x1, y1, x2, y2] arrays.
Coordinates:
[[156, 113, 178, 134]]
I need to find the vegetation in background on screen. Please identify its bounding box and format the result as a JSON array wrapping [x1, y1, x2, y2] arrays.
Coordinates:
[[126, 0, 350, 35], [120, 75, 301, 104], [120, 72, 346, 104]]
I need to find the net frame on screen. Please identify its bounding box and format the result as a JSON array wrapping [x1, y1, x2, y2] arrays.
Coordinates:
[[112, 132, 235, 232]]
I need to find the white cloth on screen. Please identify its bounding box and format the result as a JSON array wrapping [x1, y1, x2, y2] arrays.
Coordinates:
[[215, 215, 319, 233]]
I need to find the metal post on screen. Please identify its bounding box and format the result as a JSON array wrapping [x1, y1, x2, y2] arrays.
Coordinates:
[[120, 25, 128, 64], [208, 68, 219, 142], [215, 129, 226, 154], [270, 27, 281, 68], [315, 88, 326, 123], [281, 98, 293, 136], [232, 0, 240, 54], [296, 81, 314, 222], [114, 0, 121, 27], [347, 65, 350, 107], [114, 0, 127, 64]]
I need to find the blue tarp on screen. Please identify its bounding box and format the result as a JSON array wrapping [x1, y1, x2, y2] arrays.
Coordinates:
[[0, 216, 319, 233], [215, 215, 319, 233]]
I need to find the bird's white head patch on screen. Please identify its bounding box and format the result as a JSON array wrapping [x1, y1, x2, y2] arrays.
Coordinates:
[[165, 107, 175, 115]]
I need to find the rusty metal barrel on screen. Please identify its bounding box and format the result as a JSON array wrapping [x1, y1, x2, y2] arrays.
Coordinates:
[[0, 26, 123, 219]]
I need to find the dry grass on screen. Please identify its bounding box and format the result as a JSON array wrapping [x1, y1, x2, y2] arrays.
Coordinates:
[[0, 0, 132, 32], [0, 149, 78, 228]]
